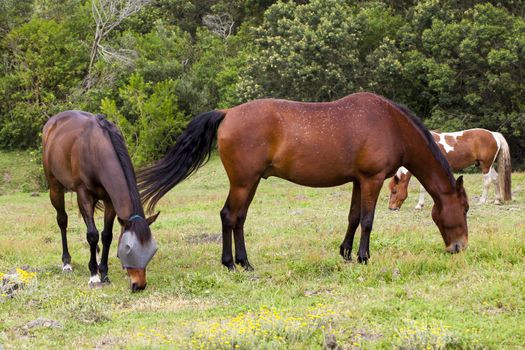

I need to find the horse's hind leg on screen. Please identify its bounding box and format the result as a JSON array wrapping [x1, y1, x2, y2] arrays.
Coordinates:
[[479, 163, 501, 204], [489, 167, 502, 204], [479, 171, 491, 204], [340, 182, 361, 261], [49, 180, 71, 271], [76, 186, 100, 286], [234, 179, 260, 270], [99, 199, 116, 283], [356, 176, 384, 264], [220, 179, 260, 271]]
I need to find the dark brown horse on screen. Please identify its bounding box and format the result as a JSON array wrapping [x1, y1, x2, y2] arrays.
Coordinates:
[[388, 129, 512, 210], [43, 111, 159, 291], [138, 92, 469, 270]]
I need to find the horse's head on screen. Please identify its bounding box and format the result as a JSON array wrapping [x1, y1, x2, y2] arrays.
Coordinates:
[[117, 212, 160, 292], [388, 170, 411, 210], [431, 176, 469, 253]]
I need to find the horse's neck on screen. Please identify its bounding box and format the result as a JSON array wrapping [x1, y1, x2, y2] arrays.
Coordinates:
[[410, 161, 454, 202], [407, 152, 455, 206], [99, 173, 138, 219]]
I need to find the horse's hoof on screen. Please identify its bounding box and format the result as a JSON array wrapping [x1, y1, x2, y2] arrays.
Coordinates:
[[89, 282, 104, 289], [415, 205, 423, 210], [494, 200, 502, 205], [357, 256, 368, 264], [88, 275, 102, 288], [236, 259, 254, 271], [62, 264, 73, 272], [223, 262, 236, 271], [339, 246, 352, 261], [101, 275, 111, 284], [243, 263, 254, 272]]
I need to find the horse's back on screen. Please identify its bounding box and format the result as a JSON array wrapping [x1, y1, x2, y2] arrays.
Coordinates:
[[42, 111, 112, 191], [218, 93, 404, 186], [432, 128, 498, 170]]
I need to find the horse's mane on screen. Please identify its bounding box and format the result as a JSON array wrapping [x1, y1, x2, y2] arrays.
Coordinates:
[[392, 103, 456, 187], [95, 114, 151, 244]]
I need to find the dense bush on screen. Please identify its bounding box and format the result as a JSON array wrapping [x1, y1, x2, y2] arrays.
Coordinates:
[[0, 0, 523, 165]]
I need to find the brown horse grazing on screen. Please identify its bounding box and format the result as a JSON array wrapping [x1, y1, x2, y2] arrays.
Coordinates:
[[42, 111, 159, 291], [138, 92, 469, 270], [388, 129, 512, 210]]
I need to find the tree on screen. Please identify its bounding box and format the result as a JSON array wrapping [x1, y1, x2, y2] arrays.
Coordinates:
[[86, 0, 151, 88]]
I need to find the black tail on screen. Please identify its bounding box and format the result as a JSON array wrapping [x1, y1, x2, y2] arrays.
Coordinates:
[[137, 110, 226, 211]]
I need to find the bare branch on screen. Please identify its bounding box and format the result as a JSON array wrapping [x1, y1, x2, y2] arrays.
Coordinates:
[[203, 13, 234, 39], [86, 0, 151, 88]]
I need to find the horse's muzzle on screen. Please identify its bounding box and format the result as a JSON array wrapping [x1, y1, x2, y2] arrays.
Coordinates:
[[127, 268, 147, 292], [131, 282, 147, 292], [446, 241, 468, 254]]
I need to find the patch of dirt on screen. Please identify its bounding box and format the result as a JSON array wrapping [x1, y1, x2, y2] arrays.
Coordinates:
[[185, 233, 221, 244], [304, 288, 333, 297], [337, 329, 383, 349], [3, 172, 12, 183], [352, 329, 382, 341], [483, 303, 509, 315], [119, 294, 212, 312], [290, 209, 304, 215], [94, 335, 126, 350], [324, 333, 338, 349], [23, 318, 62, 330]]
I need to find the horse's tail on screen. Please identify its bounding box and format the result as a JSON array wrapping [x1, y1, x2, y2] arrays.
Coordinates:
[[493, 132, 512, 201], [137, 110, 226, 211]]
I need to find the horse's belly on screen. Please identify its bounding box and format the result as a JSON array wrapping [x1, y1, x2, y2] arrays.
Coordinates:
[[263, 163, 355, 187]]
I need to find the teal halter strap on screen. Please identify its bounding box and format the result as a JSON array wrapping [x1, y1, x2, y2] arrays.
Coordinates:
[[129, 214, 143, 222]]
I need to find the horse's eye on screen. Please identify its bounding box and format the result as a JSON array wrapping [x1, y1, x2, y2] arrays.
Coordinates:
[[392, 190, 397, 194]]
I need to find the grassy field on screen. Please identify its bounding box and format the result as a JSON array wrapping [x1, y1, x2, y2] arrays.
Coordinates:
[[0, 151, 524, 349]]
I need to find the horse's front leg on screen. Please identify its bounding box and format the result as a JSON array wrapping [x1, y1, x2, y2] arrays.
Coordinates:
[[99, 200, 116, 284], [340, 182, 361, 261], [356, 177, 384, 264], [415, 184, 426, 209], [77, 187, 101, 287]]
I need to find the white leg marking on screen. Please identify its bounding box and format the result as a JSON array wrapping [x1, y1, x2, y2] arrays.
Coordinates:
[[415, 184, 426, 209], [62, 264, 73, 272], [396, 166, 409, 177], [479, 173, 491, 204], [491, 167, 502, 204], [88, 275, 101, 286]]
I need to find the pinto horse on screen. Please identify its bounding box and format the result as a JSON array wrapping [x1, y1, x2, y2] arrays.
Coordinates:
[[388, 129, 511, 210], [43, 111, 159, 291], [138, 92, 469, 270]]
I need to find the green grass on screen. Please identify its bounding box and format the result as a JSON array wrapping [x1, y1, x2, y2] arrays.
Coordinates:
[[1, 152, 524, 349], [0, 150, 43, 195]]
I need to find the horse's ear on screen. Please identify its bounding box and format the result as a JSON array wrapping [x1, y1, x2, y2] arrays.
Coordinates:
[[146, 212, 160, 226], [118, 217, 131, 229], [456, 176, 465, 193]]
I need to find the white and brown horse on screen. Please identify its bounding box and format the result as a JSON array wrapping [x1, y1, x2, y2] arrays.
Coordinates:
[[388, 128, 511, 210]]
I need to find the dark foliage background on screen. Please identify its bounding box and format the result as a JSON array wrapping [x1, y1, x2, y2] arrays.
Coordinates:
[[0, 0, 523, 166]]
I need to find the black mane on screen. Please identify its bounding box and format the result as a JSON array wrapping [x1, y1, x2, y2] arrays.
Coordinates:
[[392, 103, 456, 187], [95, 114, 151, 243]]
